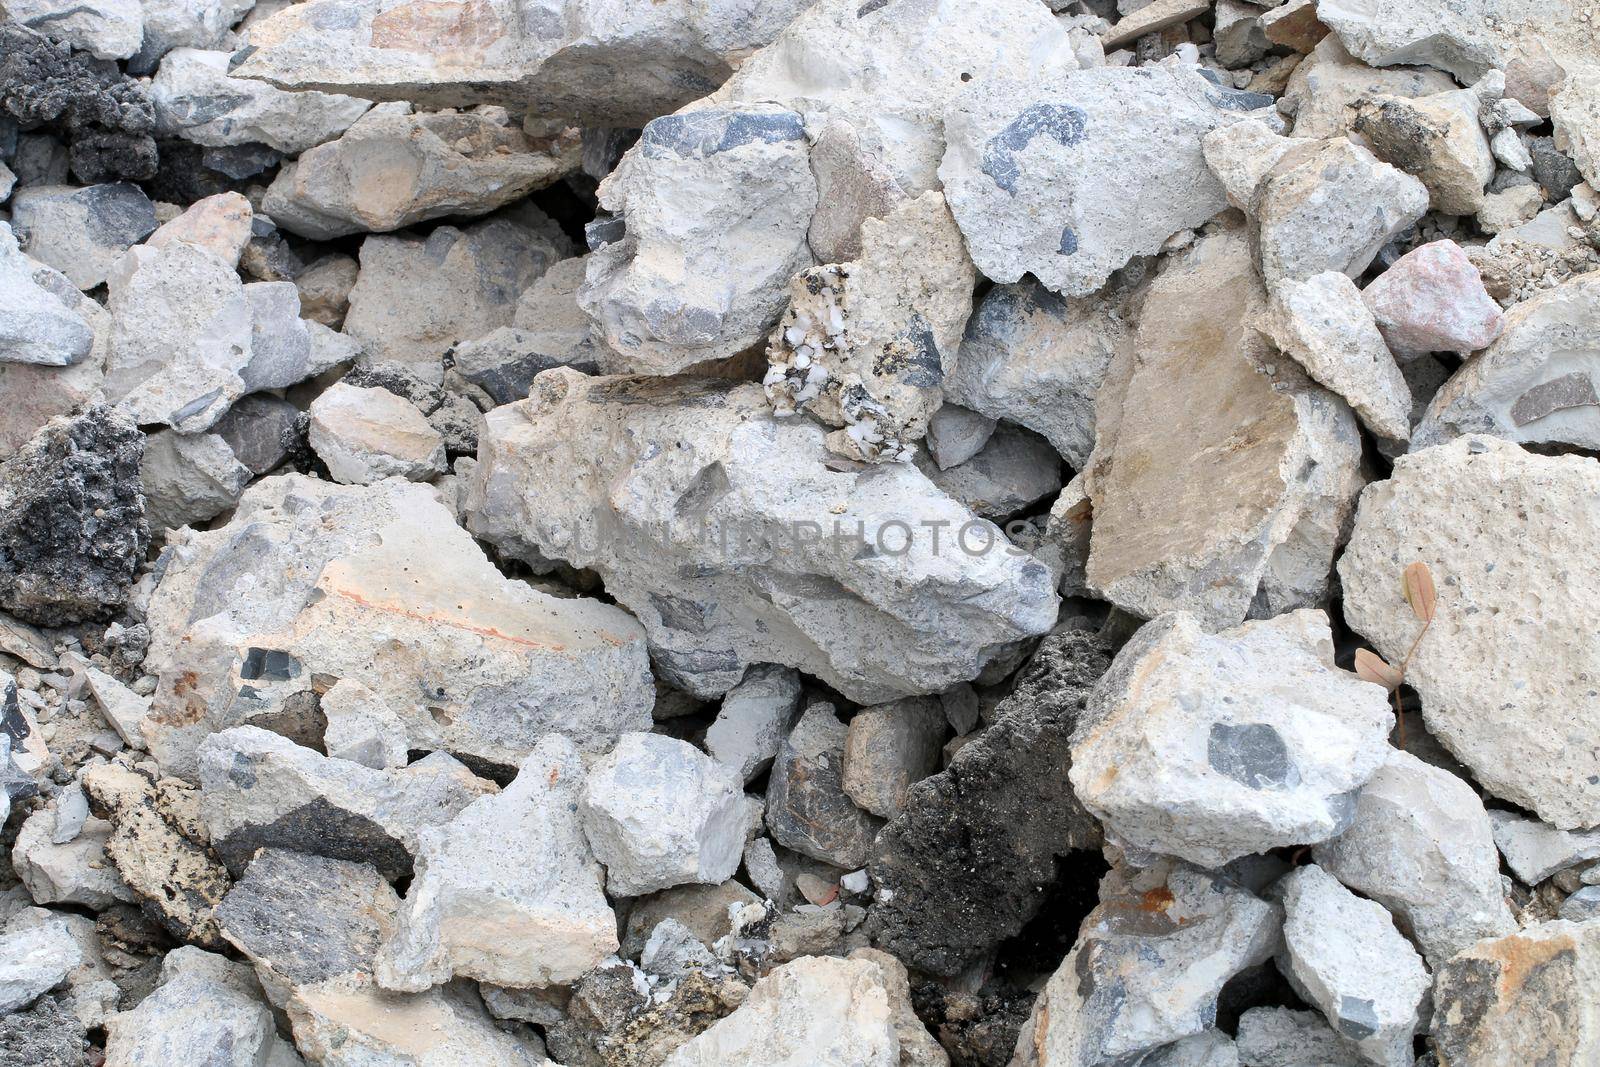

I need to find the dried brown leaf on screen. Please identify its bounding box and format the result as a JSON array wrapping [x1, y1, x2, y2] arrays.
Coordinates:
[[1404, 561, 1437, 623], [1354, 648, 1403, 690]]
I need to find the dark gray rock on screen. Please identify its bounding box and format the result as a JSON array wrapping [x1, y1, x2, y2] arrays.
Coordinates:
[[765, 701, 883, 870], [867, 628, 1112, 976], [0, 995, 89, 1067], [0, 22, 158, 184], [1528, 135, 1583, 203], [211, 394, 303, 476], [214, 848, 396, 1005], [0, 405, 147, 625]]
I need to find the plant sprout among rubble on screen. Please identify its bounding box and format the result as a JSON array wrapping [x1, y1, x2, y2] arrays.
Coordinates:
[[1353, 561, 1438, 749]]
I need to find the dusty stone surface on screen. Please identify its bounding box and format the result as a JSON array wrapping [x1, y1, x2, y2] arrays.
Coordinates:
[[307, 381, 446, 485], [1355, 88, 1495, 216], [9, 181, 155, 289], [1340, 435, 1600, 829], [705, 665, 803, 784]]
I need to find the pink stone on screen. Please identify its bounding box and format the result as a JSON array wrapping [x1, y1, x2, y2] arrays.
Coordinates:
[[1361, 240, 1504, 357]]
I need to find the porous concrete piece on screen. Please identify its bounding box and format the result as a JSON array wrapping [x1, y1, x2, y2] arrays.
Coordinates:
[[1355, 89, 1496, 215], [144, 191, 253, 265], [1202, 118, 1314, 211], [102, 947, 303, 1067], [240, 280, 358, 392], [923, 405, 996, 471], [1313, 749, 1514, 969], [766, 702, 882, 869], [1552, 70, 1600, 189], [1315, 0, 1597, 83], [378, 735, 617, 991], [1070, 610, 1394, 868], [1235, 1007, 1362, 1067], [198, 726, 494, 880], [343, 206, 571, 382], [81, 762, 231, 948], [1488, 810, 1600, 885], [1252, 137, 1429, 285], [465, 372, 1058, 703], [320, 679, 409, 770], [140, 429, 251, 533], [295, 253, 358, 329], [215, 848, 396, 1008], [868, 629, 1111, 976], [619, 880, 760, 958], [661, 955, 901, 1067], [231, 0, 815, 125], [151, 47, 370, 155], [763, 191, 975, 462], [130, 0, 253, 73], [104, 240, 253, 432], [579, 732, 753, 897], [1276, 864, 1429, 1066], [1411, 272, 1600, 451], [580, 104, 818, 375], [1280, 36, 1457, 140], [287, 979, 550, 1067], [8, 182, 156, 289], [142, 475, 653, 779], [452, 260, 608, 405], [0, 0, 142, 60], [11, 805, 136, 909], [307, 381, 447, 485], [1431, 920, 1600, 1066], [944, 275, 1143, 470], [1339, 435, 1600, 829], [705, 664, 803, 784], [1361, 239, 1504, 358], [265, 107, 581, 239], [1261, 271, 1412, 440], [1100, 0, 1211, 49], [1016, 861, 1280, 1067], [841, 697, 944, 819], [939, 64, 1267, 298], [212, 394, 301, 476], [0, 222, 95, 367], [0, 406, 146, 625], [0, 917, 80, 1014], [1081, 229, 1363, 627]]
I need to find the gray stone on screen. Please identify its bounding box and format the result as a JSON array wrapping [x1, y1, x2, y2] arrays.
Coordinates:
[[294, 253, 358, 329], [319, 679, 408, 770], [129, 0, 253, 73], [287, 979, 549, 1066], [230, 0, 814, 125], [1260, 271, 1412, 441], [465, 372, 1058, 703], [1071, 610, 1394, 868], [1530, 134, 1584, 201], [1488, 810, 1600, 885], [705, 664, 803, 784], [1412, 271, 1600, 451], [940, 63, 1267, 297], [143, 475, 653, 780], [8, 182, 155, 289], [1339, 435, 1600, 829], [579, 731, 754, 897], [766, 701, 882, 870], [140, 429, 251, 533], [919, 425, 1062, 520], [0, 913, 81, 1014], [344, 205, 572, 383], [1431, 919, 1600, 1066], [944, 275, 1143, 470], [0, 994, 90, 1067], [197, 725, 495, 880], [0, 222, 94, 367], [1313, 750, 1514, 970], [151, 47, 370, 155], [0, 405, 146, 625], [1280, 36, 1457, 140], [867, 629, 1110, 976], [1016, 860, 1280, 1066], [266, 106, 580, 239], [240, 280, 358, 392], [307, 382, 446, 484], [102, 946, 303, 1066], [619, 879, 760, 959], [215, 848, 398, 1007], [144, 191, 253, 266], [377, 735, 617, 991], [1559, 885, 1600, 921], [11, 805, 135, 908], [1355, 88, 1496, 216], [1235, 1007, 1362, 1067], [0, 0, 142, 59], [104, 240, 253, 432], [212, 394, 301, 476], [841, 697, 944, 819], [806, 117, 908, 264], [580, 104, 818, 374], [923, 405, 995, 471], [1276, 864, 1429, 1066], [1252, 137, 1429, 285]]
